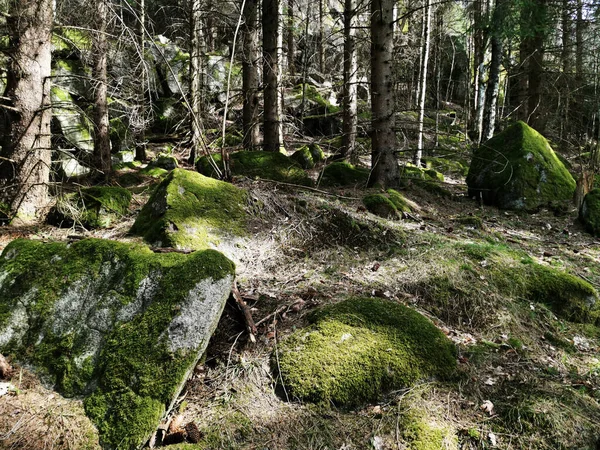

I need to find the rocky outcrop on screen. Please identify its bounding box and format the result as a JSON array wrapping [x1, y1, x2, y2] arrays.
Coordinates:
[[0, 238, 234, 449]]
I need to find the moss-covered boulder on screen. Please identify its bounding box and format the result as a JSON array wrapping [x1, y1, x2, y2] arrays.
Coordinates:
[[399, 164, 444, 182], [131, 169, 248, 251], [291, 146, 315, 169], [387, 189, 412, 212], [466, 121, 575, 210], [0, 238, 235, 449], [309, 143, 326, 163], [276, 297, 456, 407], [196, 151, 312, 186], [423, 156, 469, 177], [49, 186, 131, 228], [579, 188, 600, 236], [319, 161, 370, 187], [363, 194, 400, 219], [51, 85, 94, 153], [148, 153, 178, 171]]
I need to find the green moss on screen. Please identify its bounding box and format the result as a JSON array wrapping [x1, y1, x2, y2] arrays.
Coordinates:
[[149, 153, 178, 170], [319, 161, 370, 187], [49, 186, 132, 228], [466, 121, 576, 210], [210, 130, 244, 148], [140, 166, 169, 178], [454, 215, 484, 229], [276, 297, 457, 407], [363, 194, 400, 219], [294, 84, 340, 114], [131, 169, 248, 250], [196, 151, 311, 186], [580, 188, 600, 236], [400, 164, 444, 182], [387, 189, 412, 213], [291, 146, 315, 169], [400, 409, 457, 450], [0, 238, 235, 449], [309, 143, 326, 163], [413, 180, 453, 198]]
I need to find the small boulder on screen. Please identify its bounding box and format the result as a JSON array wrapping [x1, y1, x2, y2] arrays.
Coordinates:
[[0, 238, 235, 449], [466, 121, 575, 210], [48, 186, 131, 228], [363, 194, 400, 219], [580, 188, 600, 236], [276, 297, 456, 407], [309, 143, 326, 163], [319, 161, 370, 187], [196, 151, 311, 186], [148, 153, 178, 171], [290, 146, 315, 169], [131, 169, 247, 251]]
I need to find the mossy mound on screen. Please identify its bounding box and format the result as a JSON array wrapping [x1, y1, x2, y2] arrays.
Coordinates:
[[276, 297, 457, 407], [363, 194, 399, 219], [423, 156, 469, 177], [148, 153, 178, 171], [131, 169, 248, 251], [319, 161, 370, 187], [309, 143, 326, 163], [387, 189, 412, 212], [0, 238, 235, 449], [48, 186, 131, 228], [466, 121, 576, 210], [399, 164, 445, 182], [196, 151, 311, 186], [140, 165, 169, 178], [579, 188, 600, 236], [399, 408, 458, 450], [291, 146, 315, 169]]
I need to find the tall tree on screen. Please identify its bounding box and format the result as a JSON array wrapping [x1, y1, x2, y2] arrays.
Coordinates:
[[189, 0, 205, 162], [136, 0, 147, 161], [370, 0, 399, 186], [414, 0, 432, 166], [339, 0, 357, 160], [92, 0, 112, 178], [263, 0, 284, 151], [0, 0, 54, 223], [482, 0, 504, 141], [243, 0, 261, 149]]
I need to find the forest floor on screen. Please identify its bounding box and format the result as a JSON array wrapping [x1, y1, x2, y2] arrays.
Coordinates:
[[1, 146, 600, 450]]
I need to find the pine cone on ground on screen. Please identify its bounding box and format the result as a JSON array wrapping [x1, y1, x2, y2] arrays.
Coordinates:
[[162, 430, 186, 446], [185, 422, 201, 443]]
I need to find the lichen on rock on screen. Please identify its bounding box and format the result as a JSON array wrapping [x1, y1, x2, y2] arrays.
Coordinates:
[[275, 297, 457, 407], [131, 168, 248, 251], [466, 121, 575, 210], [579, 188, 600, 236], [0, 238, 235, 449]]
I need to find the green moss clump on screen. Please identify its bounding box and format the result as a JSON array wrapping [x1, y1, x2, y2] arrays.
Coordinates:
[[0, 238, 235, 449], [49, 186, 132, 228], [131, 168, 248, 250], [319, 161, 370, 187], [140, 166, 169, 178], [387, 189, 412, 212], [294, 84, 340, 114], [580, 188, 600, 236], [423, 157, 469, 177], [363, 194, 400, 219], [276, 297, 457, 407], [148, 153, 178, 171], [196, 151, 312, 186], [454, 215, 484, 229], [291, 146, 315, 169], [466, 121, 576, 210], [399, 164, 444, 182], [309, 143, 326, 163], [400, 409, 458, 450]]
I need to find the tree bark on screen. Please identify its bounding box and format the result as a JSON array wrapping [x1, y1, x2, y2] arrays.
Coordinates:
[[0, 0, 53, 223], [339, 0, 357, 160], [136, 0, 147, 161], [92, 0, 111, 178], [414, 0, 431, 167], [189, 0, 205, 162], [263, 0, 283, 152], [370, 0, 399, 187], [482, 13, 502, 142], [243, 0, 261, 149], [286, 0, 296, 77]]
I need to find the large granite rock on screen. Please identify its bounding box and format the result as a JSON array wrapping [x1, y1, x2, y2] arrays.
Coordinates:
[[466, 121, 575, 211], [0, 238, 235, 449], [131, 169, 248, 251]]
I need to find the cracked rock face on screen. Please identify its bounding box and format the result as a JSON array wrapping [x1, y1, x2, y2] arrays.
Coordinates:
[[0, 238, 234, 449]]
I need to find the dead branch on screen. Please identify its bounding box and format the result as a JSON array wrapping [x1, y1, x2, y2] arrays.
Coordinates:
[[232, 280, 257, 343]]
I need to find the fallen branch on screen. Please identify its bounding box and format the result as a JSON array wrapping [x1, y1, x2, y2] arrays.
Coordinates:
[[255, 305, 288, 327], [232, 280, 257, 343]]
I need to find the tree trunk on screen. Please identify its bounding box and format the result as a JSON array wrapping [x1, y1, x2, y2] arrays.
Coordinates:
[[339, 0, 357, 160], [370, 0, 399, 187], [243, 0, 261, 149], [92, 0, 111, 178], [189, 0, 205, 162], [0, 0, 53, 223], [136, 0, 147, 161], [318, 0, 325, 74], [482, 19, 502, 141], [287, 0, 296, 77], [263, 0, 283, 152], [414, 0, 431, 167]]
